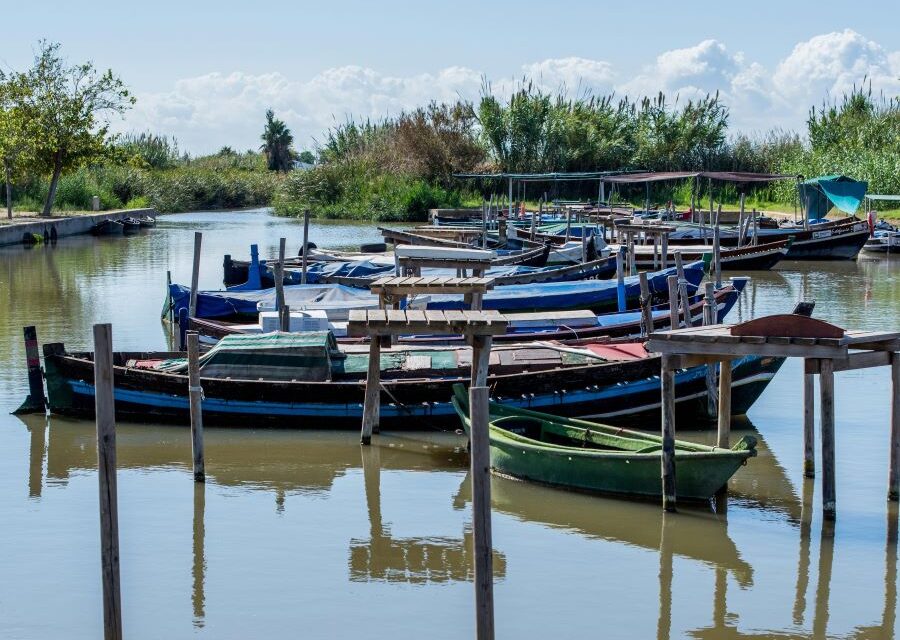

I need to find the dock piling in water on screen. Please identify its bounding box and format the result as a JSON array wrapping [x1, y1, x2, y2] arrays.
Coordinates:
[[638, 272, 652, 338], [189, 232, 202, 321], [469, 385, 495, 640], [300, 211, 310, 285], [16, 326, 46, 414], [92, 323, 123, 640], [820, 357, 836, 520], [890, 353, 900, 501], [660, 354, 677, 512], [703, 283, 718, 419], [666, 276, 679, 330], [187, 332, 205, 483], [803, 371, 816, 478], [616, 246, 626, 312]]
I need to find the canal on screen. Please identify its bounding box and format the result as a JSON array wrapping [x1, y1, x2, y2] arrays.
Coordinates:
[[1, 208, 898, 638]]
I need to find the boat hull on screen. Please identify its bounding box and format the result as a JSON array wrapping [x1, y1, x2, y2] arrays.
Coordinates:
[[42, 344, 782, 429]]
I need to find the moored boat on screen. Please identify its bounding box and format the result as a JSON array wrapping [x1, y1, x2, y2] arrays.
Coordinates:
[[137, 215, 156, 228], [37, 332, 784, 428], [90, 219, 125, 236], [451, 384, 756, 500], [121, 217, 142, 234]]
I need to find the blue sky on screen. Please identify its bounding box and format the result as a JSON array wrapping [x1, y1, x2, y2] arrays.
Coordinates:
[[3, 0, 899, 153]]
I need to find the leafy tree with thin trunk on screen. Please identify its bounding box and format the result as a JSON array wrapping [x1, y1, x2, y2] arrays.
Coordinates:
[[0, 76, 35, 219], [260, 109, 295, 172], [7, 41, 134, 216]]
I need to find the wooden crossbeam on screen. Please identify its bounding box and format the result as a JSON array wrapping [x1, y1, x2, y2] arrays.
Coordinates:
[[347, 309, 509, 337]]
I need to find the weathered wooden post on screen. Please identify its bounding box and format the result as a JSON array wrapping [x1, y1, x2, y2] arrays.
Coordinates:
[[93, 324, 123, 640], [639, 272, 652, 338], [166, 270, 174, 323], [280, 304, 291, 332], [469, 385, 495, 640], [677, 279, 692, 329], [674, 251, 684, 283], [19, 326, 47, 413], [820, 358, 836, 520], [752, 208, 759, 246], [717, 359, 732, 448], [661, 354, 677, 512], [531, 200, 539, 240], [652, 235, 659, 269], [616, 246, 626, 312], [713, 225, 722, 289], [704, 283, 718, 419], [889, 352, 900, 500], [627, 232, 637, 276], [737, 193, 745, 246], [482, 200, 489, 249], [803, 369, 816, 478], [275, 237, 286, 313], [186, 332, 205, 483], [300, 210, 310, 285], [666, 276, 679, 330], [189, 231, 202, 320], [192, 483, 206, 626], [178, 308, 188, 351], [361, 337, 382, 445], [565, 208, 572, 242], [660, 231, 669, 269]]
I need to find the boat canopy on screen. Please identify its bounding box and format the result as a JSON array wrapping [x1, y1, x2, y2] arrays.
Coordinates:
[[866, 194, 900, 201], [600, 171, 796, 184], [800, 175, 868, 219]]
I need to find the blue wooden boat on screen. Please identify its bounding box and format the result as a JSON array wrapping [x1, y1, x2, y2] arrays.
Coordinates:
[[170, 261, 706, 320], [38, 333, 783, 429]]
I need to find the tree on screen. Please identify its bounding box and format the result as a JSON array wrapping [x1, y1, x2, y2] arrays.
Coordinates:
[[10, 41, 134, 216], [260, 109, 295, 171], [0, 76, 34, 218], [297, 150, 315, 165]]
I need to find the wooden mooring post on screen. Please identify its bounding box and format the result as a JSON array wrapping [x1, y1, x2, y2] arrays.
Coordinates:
[[17, 325, 47, 413], [188, 231, 202, 323], [639, 272, 652, 338], [661, 354, 677, 512], [650, 317, 900, 518], [703, 283, 718, 419], [616, 246, 626, 312], [300, 211, 310, 285], [666, 276, 679, 330], [186, 332, 205, 482], [275, 237, 286, 312], [93, 323, 123, 640], [713, 225, 722, 289], [469, 385, 495, 639], [803, 371, 816, 478]]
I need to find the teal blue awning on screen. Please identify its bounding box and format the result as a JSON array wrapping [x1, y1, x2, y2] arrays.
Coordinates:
[[800, 175, 867, 219]]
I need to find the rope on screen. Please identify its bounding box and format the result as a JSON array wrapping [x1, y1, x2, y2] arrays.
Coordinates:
[[188, 385, 205, 400]]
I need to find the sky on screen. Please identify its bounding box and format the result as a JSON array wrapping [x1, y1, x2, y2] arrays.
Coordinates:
[[3, 0, 899, 155]]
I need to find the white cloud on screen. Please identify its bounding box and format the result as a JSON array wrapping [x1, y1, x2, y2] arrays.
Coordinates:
[[118, 31, 900, 154]]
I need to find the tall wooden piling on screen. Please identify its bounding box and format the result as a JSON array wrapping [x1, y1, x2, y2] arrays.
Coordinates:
[[188, 231, 202, 320], [471, 336, 492, 387], [275, 237, 286, 313], [804, 371, 816, 478], [713, 225, 722, 289], [469, 386, 495, 640], [616, 247, 626, 312], [660, 232, 668, 269], [704, 283, 718, 419], [820, 358, 836, 520], [674, 251, 684, 283], [361, 338, 381, 445], [738, 194, 745, 246], [889, 353, 900, 500], [666, 276, 679, 329], [661, 354, 677, 512], [752, 208, 759, 246], [639, 272, 652, 338], [178, 308, 188, 351], [92, 324, 123, 640], [677, 279, 691, 329], [21, 326, 46, 412], [280, 304, 291, 332], [717, 360, 732, 448], [186, 332, 205, 483], [301, 210, 310, 285]]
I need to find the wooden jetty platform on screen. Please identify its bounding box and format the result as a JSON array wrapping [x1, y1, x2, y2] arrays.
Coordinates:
[[649, 314, 900, 519]]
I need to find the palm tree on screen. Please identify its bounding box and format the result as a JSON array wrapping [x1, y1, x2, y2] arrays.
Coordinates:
[[260, 109, 295, 171]]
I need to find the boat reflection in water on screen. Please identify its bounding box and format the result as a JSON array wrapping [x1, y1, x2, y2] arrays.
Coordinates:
[[350, 445, 507, 584], [15, 412, 899, 637]]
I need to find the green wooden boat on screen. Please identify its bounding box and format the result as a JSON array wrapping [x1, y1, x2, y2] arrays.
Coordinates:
[[451, 384, 756, 501]]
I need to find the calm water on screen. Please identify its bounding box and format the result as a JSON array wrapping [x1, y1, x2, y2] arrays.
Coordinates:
[[1, 209, 899, 639]]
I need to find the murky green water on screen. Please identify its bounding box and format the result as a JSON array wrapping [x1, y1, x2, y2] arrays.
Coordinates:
[[1, 209, 899, 638]]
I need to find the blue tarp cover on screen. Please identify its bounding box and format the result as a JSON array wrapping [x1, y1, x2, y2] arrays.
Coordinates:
[[800, 175, 867, 219]]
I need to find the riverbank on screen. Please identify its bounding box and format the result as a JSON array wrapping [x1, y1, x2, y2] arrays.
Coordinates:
[[0, 208, 157, 246]]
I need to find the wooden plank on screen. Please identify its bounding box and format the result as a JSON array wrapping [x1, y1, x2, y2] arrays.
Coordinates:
[[806, 350, 892, 373], [444, 310, 467, 324], [646, 339, 848, 360], [367, 310, 387, 326], [348, 309, 367, 324], [405, 310, 426, 323], [424, 310, 445, 324], [386, 310, 408, 325], [469, 386, 495, 639], [93, 324, 123, 640]]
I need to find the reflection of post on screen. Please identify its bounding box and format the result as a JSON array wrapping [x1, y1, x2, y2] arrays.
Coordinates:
[[27, 419, 47, 498], [883, 503, 898, 635], [712, 566, 727, 633], [656, 515, 673, 640], [812, 522, 835, 639], [361, 444, 383, 539], [192, 483, 206, 628], [793, 479, 814, 625]]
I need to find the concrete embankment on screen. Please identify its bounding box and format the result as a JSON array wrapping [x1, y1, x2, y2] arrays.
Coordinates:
[[0, 208, 158, 247]]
